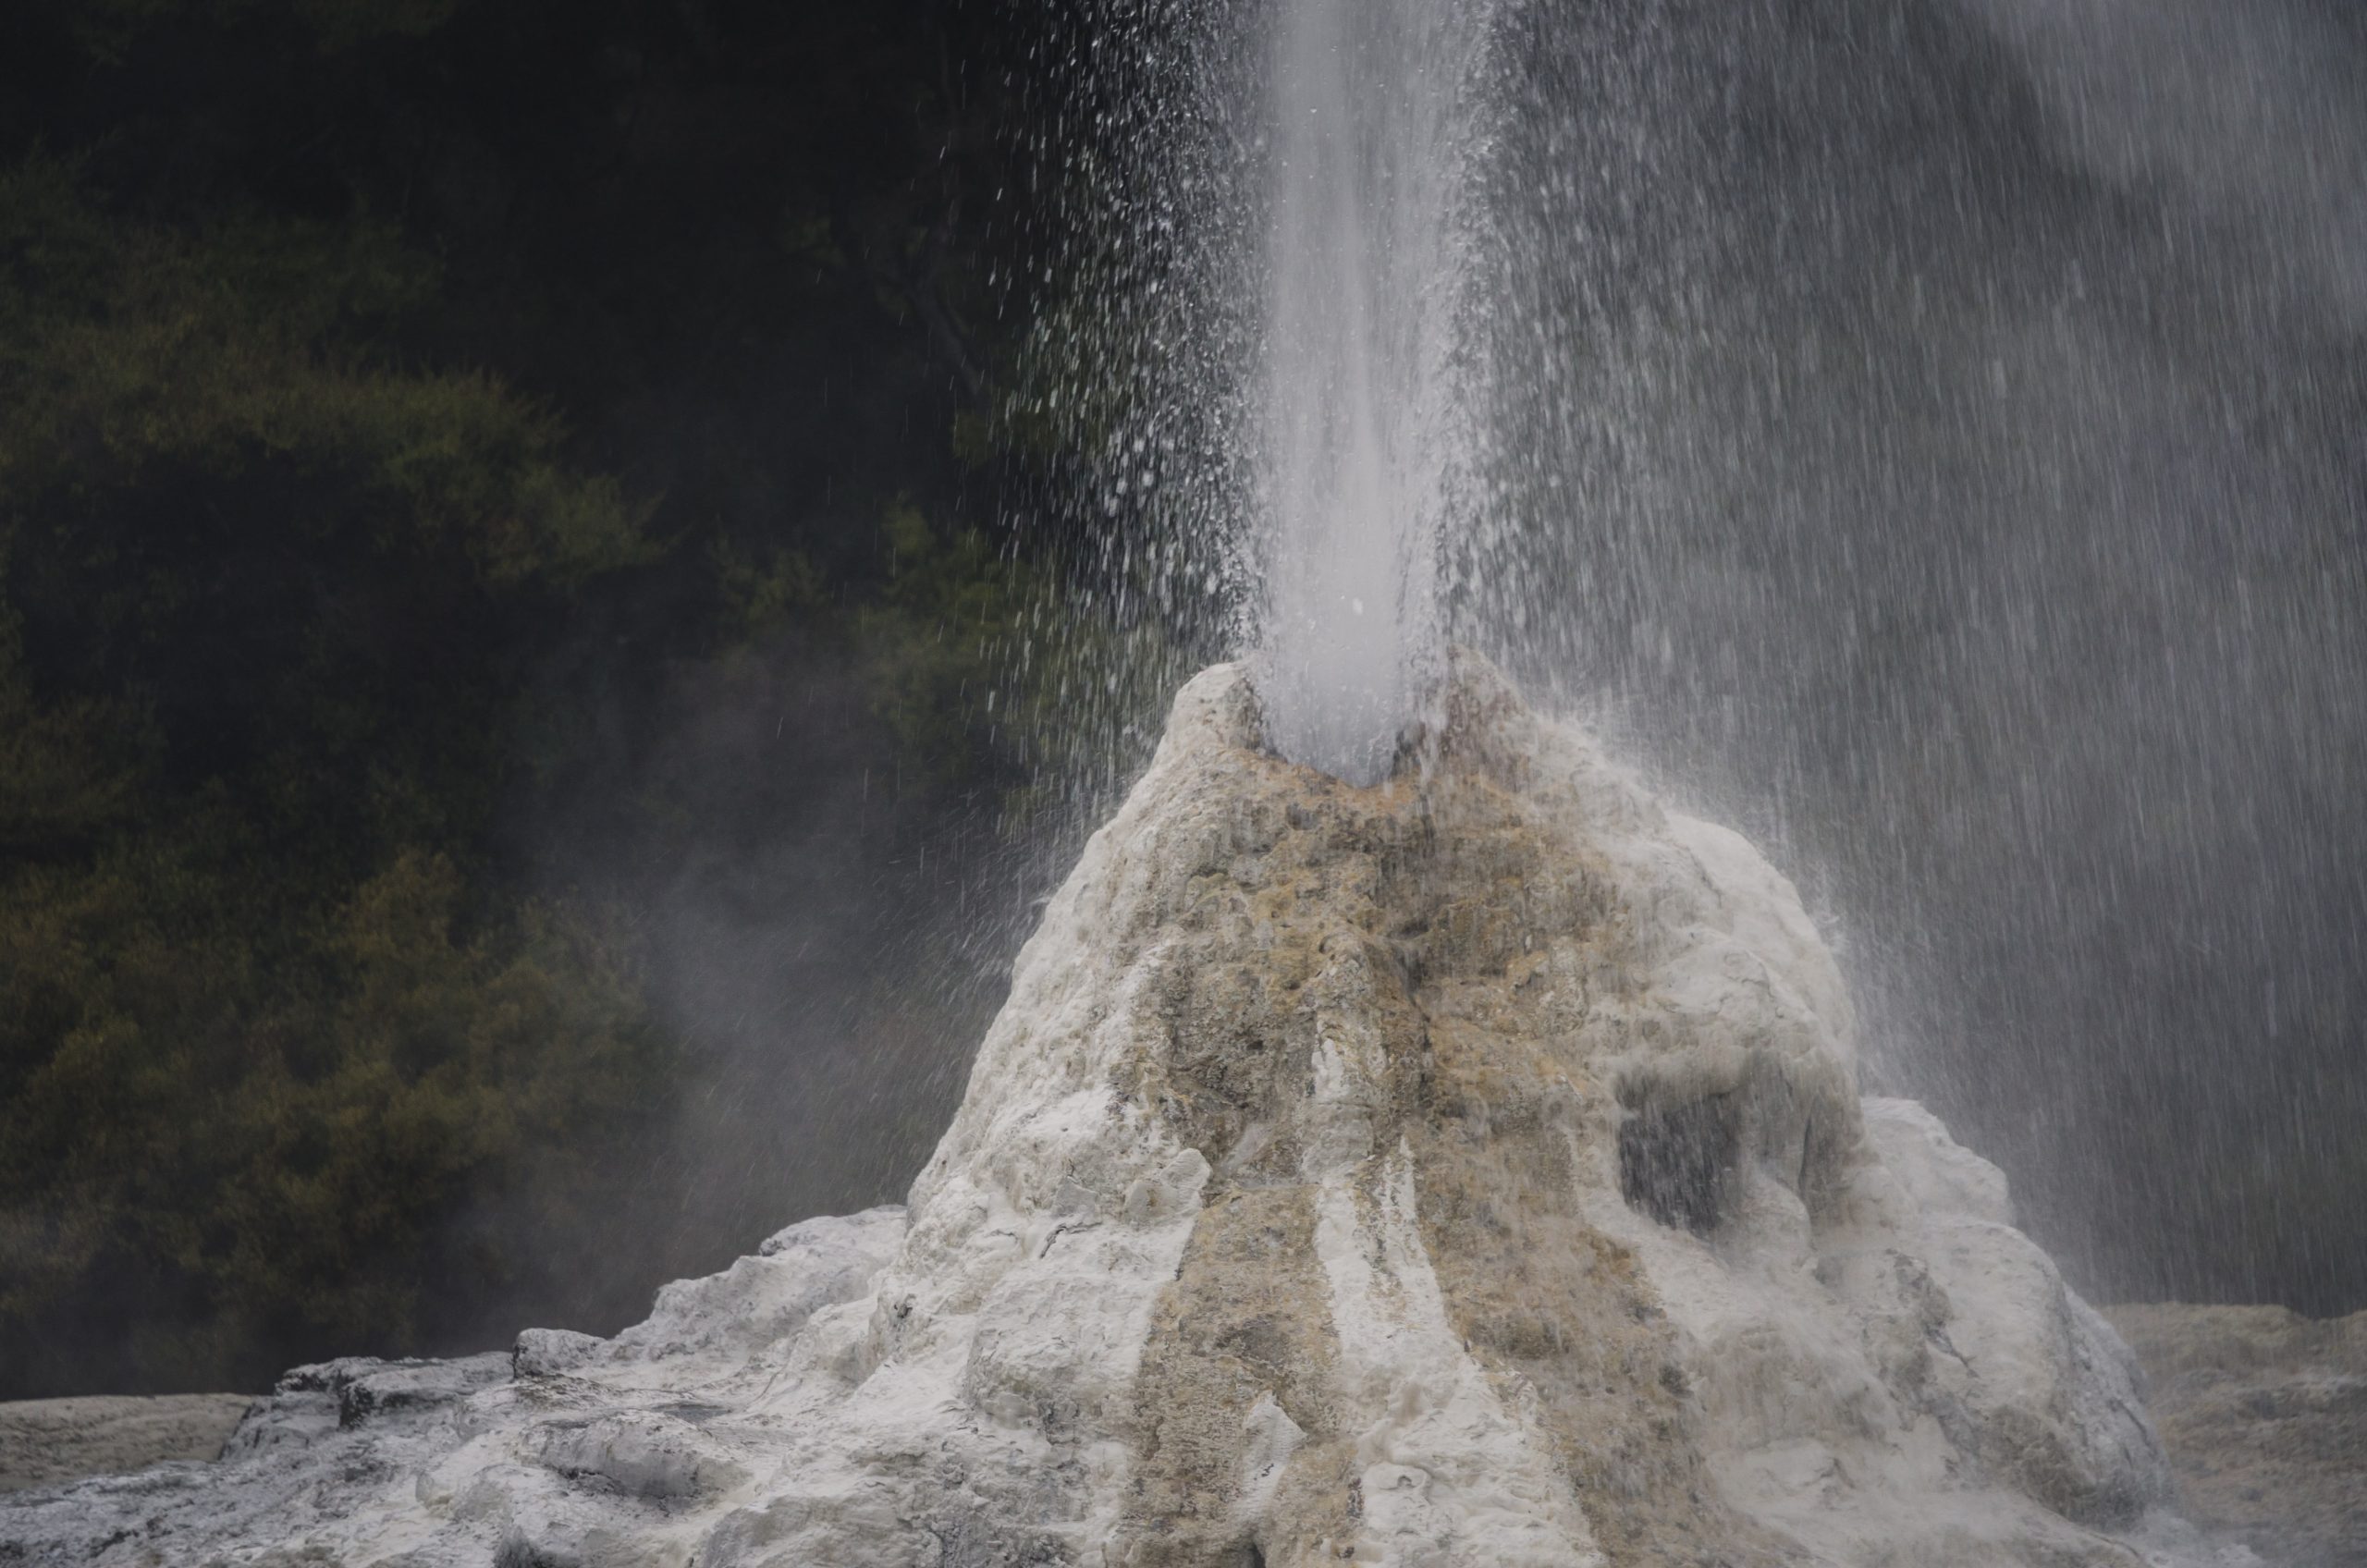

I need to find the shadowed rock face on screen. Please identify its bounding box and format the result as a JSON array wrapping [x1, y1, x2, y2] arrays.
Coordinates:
[[2103, 1303, 2367, 1568], [0, 656, 2246, 1566]]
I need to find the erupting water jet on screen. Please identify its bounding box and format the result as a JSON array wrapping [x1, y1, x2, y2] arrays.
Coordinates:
[[6, 1, 2337, 1562], [1251, 0, 1496, 785]]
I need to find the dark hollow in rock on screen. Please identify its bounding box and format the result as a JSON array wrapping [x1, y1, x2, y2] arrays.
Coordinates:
[[494, 1529, 581, 1568], [1618, 1094, 1740, 1237]]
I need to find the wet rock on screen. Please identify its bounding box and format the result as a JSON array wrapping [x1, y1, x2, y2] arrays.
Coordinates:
[[522, 1409, 752, 1499], [0, 656, 2250, 1566], [513, 1329, 607, 1379], [278, 1354, 512, 1429], [2104, 1303, 2367, 1567], [0, 1394, 253, 1494]]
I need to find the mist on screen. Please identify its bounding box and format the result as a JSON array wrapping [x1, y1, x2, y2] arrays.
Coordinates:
[[1461, 0, 2366, 1310], [431, 0, 2367, 1346]]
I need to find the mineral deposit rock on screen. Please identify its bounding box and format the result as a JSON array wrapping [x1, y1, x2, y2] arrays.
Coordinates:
[[0, 656, 2249, 1566], [2104, 1302, 2367, 1568]]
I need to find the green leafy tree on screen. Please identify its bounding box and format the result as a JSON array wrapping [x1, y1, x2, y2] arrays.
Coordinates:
[[0, 0, 1133, 1398], [0, 162, 672, 1393]]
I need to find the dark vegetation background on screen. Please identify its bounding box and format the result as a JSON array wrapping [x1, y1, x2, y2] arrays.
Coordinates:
[[0, 0, 2359, 1402], [0, 0, 1157, 1399]]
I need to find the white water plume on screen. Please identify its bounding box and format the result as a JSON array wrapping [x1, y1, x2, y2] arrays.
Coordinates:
[[1027, 0, 2367, 1318], [1253, 0, 1499, 784]]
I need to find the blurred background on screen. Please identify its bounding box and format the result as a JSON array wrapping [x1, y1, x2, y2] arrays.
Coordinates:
[[0, 0, 2358, 1400]]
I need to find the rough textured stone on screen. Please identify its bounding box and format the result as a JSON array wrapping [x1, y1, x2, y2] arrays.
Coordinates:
[[2103, 1303, 2367, 1568], [0, 1395, 253, 1494], [0, 655, 2262, 1566]]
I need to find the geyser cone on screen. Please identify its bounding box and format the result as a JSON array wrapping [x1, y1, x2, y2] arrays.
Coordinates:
[[7, 655, 2226, 1568]]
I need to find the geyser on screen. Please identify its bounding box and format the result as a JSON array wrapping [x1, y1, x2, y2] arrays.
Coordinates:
[[1252, 0, 1496, 785], [3, 655, 2237, 1567]]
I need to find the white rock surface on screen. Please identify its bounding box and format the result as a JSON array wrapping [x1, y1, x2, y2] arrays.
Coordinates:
[[0, 655, 2253, 1567]]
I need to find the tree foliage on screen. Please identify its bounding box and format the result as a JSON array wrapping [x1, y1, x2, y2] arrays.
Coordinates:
[[0, 156, 676, 1392], [0, 0, 1115, 1395]]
